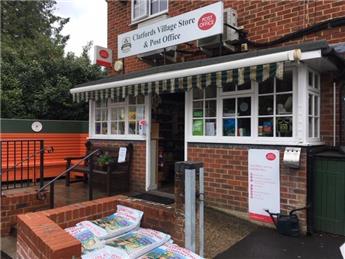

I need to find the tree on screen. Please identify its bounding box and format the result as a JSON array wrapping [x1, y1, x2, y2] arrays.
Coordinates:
[[1, 0, 105, 120]]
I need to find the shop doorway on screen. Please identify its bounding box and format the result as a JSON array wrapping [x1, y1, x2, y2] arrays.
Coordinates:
[[151, 92, 185, 193]]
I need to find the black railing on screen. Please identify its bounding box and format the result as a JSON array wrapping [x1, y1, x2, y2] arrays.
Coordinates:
[[37, 149, 100, 209], [0, 140, 53, 190]]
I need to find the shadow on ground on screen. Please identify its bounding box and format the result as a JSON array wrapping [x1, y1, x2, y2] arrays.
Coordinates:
[[216, 227, 345, 259]]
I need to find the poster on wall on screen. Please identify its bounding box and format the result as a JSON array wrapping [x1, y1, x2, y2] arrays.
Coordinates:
[[248, 149, 280, 223]]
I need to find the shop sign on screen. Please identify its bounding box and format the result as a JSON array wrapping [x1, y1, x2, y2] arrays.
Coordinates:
[[94, 46, 112, 68], [118, 2, 223, 58], [248, 149, 280, 223]]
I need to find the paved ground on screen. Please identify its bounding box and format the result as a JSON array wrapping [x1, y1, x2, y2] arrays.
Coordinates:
[[215, 227, 345, 259]]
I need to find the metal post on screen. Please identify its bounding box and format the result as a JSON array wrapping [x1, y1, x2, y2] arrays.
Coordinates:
[[65, 160, 71, 186], [88, 156, 93, 201], [50, 182, 55, 209], [185, 168, 196, 252], [199, 167, 205, 257], [39, 140, 44, 188]]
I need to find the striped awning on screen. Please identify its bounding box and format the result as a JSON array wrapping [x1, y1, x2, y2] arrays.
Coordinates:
[[72, 62, 283, 103]]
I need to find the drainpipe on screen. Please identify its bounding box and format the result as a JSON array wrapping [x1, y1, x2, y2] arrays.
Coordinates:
[[333, 81, 336, 147]]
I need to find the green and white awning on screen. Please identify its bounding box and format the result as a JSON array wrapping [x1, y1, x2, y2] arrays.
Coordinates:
[[72, 62, 283, 103]]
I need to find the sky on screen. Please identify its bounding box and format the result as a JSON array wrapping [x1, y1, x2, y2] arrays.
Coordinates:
[[54, 0, 107, 61]]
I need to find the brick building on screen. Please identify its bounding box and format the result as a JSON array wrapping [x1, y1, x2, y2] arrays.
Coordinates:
[[71, 1, 345, 234]]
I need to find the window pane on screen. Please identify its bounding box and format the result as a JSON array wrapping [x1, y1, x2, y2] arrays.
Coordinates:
[[129, 95, 136, 105], [223, 98, 236, 116], [309, 117, 313, 137], [259, 78, 274, 94], [237, 81, 251, 91], [258, 118, 273, 137], [95, 123, 101, 134], [223, 82, 235, 92], [101, 122, 108, 134], [276, 70, 292, 92], [276, 94, 292, 114], [110, 96, 125, 104], [137, 106, 145, 120], [95, 110, 101, 121], [128, 106, 136, 120], [119, 122, 125, 134], [193, 88, 203, 100], [314, 118, 319, 138], [276, 117, 292, 137], [237, 118, 251, 136], [192, 119, 203, 136], [308, 71, 313, 87], [111, 122, 118, 135], [223, 118, 235, 136], [137, 95, 145, 104], [160, 0, 167, 12], [259, 95, 273, 115], [151, 0, 159, 14], [102, 110, 108, 120], [205, 119, 216, 136], [308, 94, 313, 116], [205, 86, 216, 98], [193, 101, 203, 117], [237, 97, 251, 116], [314, 74, 319, 89], [205, 100, 216, 117], [129, 121, 136, 134], [314, 96, 319, 116]]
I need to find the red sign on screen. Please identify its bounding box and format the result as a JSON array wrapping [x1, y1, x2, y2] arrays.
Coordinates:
[[94, 46, 112, 68], [99, 50, 109, 59], [266, 153, 276, 161], [198, 13, 216, 30]]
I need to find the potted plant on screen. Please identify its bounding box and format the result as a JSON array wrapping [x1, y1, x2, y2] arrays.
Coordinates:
[[96, 153, 114, 171]]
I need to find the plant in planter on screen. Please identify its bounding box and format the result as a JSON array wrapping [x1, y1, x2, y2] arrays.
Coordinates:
[[96, 153, 114, 170]]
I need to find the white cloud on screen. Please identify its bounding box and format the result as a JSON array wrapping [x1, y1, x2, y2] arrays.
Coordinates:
[[54, 0, 107, 60]]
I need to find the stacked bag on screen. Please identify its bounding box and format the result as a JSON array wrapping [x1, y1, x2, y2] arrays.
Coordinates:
[[65, 205, 203, 259]]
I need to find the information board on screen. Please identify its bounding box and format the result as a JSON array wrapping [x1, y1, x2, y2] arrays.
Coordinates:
[[248, 149, 280, 223]]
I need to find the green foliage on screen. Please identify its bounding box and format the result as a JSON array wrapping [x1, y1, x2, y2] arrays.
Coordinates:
[[1, 0, 105, 119], [97, 153, 114, 167]]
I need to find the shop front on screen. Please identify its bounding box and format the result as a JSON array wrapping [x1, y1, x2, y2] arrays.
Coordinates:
[[71, 39, 344, 231]]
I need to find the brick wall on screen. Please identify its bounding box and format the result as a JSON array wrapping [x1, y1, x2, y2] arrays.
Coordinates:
[[188, 144, 308, 231], [320, 74, 343, 146], [108, 0, 345, 75], [1, 188, 50, 236], [17, 195, 183, 259], [89, 139, 146, 192]]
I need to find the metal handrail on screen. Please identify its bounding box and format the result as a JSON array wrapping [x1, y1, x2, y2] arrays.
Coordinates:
[[2, 146, 54, 175], [37, 148, 101, 208]]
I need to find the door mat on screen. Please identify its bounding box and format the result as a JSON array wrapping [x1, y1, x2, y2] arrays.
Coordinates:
[[131, 193, 175, 205]]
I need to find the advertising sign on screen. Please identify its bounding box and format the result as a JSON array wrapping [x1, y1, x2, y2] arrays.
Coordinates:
[[94, 46, 112, 68], [248, 149, 280, 223], [118, 2, 223, 58]]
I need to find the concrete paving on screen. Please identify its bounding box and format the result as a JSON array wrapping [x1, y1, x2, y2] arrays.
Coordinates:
[[216, 227, 345, 259]]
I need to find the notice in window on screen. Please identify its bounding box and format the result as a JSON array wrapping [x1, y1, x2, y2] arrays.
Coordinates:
[[248, 149, 280, 223]]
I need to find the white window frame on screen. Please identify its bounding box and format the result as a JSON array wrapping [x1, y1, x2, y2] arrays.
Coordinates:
[[307, 68, 321, 141], [89, 97, 147, 140], [131, 0, 168, 23], [185, 66, 309, 145]]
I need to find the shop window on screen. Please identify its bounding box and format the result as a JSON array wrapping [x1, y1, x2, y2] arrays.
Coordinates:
[[223, 97, 251, 137], [192, 87, 217, 136], [308, 70, 320, 138], [128, 95, 145, 135], [258, 71, 293, 137], [95, 100, 108, 135], [93, 96, 145, 137], [132, 0, 168, 22]]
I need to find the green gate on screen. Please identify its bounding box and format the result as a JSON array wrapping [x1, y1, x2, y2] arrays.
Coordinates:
[[313, 151, 345, 236]]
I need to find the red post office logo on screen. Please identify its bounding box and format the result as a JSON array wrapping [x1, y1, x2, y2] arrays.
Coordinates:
[[198, 12, 216, 30], [99, 50, 109, 59], [266, 153, 276, 161]]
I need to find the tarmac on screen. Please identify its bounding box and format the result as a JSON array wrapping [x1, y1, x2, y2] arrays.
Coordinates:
[[216, 227, 345, 259]]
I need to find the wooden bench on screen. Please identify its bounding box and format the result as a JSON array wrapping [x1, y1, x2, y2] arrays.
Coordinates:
[[64, 142, 133, 195]]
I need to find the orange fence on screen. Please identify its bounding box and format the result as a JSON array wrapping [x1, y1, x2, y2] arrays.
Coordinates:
[[1, 133, 88, 181]]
